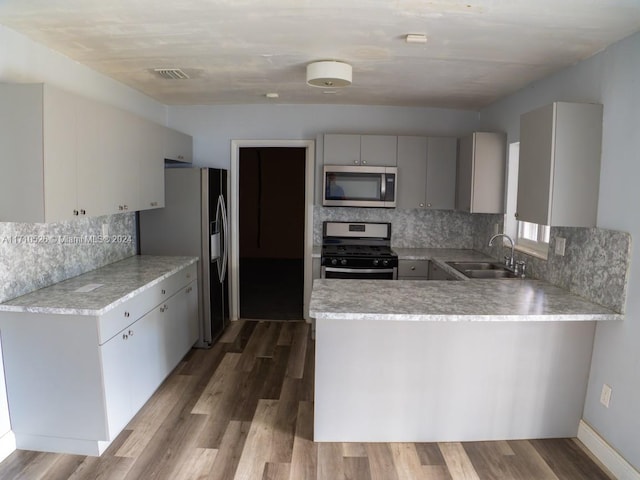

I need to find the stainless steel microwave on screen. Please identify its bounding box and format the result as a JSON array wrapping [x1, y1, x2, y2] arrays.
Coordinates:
[[323, 165, 397, 208]]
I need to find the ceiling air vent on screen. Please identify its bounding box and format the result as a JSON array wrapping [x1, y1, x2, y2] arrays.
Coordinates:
[[153, 68, 190, 80]]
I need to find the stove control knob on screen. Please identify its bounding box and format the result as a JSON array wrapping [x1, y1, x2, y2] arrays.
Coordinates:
[[331, 258, 338, 266], [382, 259, 389, 267], [373, 259, 379, 266], [341, 259, 347, 266]]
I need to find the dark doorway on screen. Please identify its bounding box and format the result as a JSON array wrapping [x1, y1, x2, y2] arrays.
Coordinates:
[[239, 147, 306, 320]]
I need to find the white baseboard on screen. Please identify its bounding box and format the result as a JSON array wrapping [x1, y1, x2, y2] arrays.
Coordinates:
[[0, 430, 16, 464], [578, 420, 640, 480]]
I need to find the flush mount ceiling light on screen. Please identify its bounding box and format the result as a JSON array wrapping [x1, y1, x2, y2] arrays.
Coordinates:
[[306, 61, 352, 88]]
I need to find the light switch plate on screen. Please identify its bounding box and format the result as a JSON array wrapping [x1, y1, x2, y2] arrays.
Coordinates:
[[555, 237, 566, 256]]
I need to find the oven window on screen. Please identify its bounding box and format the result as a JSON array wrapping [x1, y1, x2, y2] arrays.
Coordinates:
[[323, 268, 396, 280]]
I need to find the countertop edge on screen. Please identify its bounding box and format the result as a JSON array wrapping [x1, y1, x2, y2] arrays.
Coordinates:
[[0, 256, 198, 316]]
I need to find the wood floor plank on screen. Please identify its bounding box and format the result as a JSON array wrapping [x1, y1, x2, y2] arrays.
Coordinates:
[[343, 456, 372, 480], [416, 443, 448, 466], [289, 401, 317, 480], [191, 352, 242, 415], [208, 420, 251, 480], [237, 322, 273, 371], [390, 443, 427, 480], [422, 465, 454, 480], [531, 438, 613, 480], [285, 322, 309, 379], [234, 399, 280, 480], [116, 374, 194, 458], [461, 441, 522, 480], [262, 462, 291, 480], [342, 442, 368, 457], [317, 443, 345, 480], [367, 443, 400, 480], [269, 378, 300, 463], [219, 319, 246, 344], [277, 321, 297, 346], [439, 442, 480, 480], [255, 321, 282, 358], [169, 447, 218, 480], [66, 455, 136, 480]]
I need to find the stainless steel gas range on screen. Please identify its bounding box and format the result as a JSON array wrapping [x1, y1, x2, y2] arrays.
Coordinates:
[[321, 221, 398, 280]]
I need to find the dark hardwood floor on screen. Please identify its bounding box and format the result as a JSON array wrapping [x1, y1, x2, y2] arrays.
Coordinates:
[[0, 320, 615, 479]]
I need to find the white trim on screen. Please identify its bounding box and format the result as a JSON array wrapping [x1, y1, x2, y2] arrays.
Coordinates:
[[578, 420, 640, 480], [0, 431, 16, 463], [230, 140, 315, 322]]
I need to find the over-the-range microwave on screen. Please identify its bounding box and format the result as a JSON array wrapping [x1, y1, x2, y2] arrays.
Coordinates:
[[323, 165, 397, 208]]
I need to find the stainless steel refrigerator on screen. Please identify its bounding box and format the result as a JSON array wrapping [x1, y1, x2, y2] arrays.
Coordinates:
[[138, 167, 229, 348]]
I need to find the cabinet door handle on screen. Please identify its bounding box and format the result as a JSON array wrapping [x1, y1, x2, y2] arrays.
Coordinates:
[[128, 329, 134, 336], [515, 212, 519, 218], [178, 155, 184, 160], [80, 209, 86, 215], [419, 203, 424, 207], [161, 289, 166, 294], [411, 266, 416, 270], [427, 203, 432, 207], [123, 205, 129, 211], [122, 333, 128, 340], [119, 205, 124, 211], [362, 160, 367, 165], [124, 311, 130, 318], [150, 201, 158, 207], [73, 209, 79, 216]]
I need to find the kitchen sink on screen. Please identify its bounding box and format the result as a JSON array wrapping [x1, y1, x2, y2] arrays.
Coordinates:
[[445, 261, 519, 279], [463, 269, 518, 279]]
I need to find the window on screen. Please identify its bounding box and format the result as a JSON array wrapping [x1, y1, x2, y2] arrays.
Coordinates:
[[504, 142, 550, 259]]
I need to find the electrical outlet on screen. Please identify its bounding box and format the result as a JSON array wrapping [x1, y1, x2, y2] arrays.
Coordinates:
[[600, 384, 612, 408], [555, 237, 566, 256], [102, 223, 109, 238]]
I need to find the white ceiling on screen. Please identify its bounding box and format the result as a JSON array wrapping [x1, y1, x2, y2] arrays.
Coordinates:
[[1, 0, 640, 109]]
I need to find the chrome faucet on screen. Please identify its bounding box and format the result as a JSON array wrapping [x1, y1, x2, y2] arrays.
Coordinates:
[[488, 233, 515, 269]]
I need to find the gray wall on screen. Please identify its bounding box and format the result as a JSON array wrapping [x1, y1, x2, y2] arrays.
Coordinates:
[[480, 30, 640, 470], [166, 104, 481, 169]]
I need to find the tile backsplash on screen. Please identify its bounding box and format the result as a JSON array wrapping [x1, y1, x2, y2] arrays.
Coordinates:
[[0, 213, 136, 303], [477, 223, 632, 313], [314, 206, 478, 248]]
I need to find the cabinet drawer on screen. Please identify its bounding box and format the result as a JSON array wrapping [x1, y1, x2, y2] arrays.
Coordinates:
[[98, 262, 197, 344], [398, 260, 429, 278]]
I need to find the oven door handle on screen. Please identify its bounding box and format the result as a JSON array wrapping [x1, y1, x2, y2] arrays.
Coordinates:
[[324, 267, 396, 274]]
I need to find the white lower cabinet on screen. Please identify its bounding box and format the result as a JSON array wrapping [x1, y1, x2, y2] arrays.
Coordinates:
[[0, 263, 198, 456]]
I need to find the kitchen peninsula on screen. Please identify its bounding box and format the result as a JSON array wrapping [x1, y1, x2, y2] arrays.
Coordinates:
[[309, 253, 621, 443]]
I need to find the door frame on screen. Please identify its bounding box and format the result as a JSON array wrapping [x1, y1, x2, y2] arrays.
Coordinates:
[[230, 139, 315, 322]]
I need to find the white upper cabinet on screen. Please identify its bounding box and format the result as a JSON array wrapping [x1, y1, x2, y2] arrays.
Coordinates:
[[0, 83, 165, 222], [397, 136, 428, 208], [164, 127, 193, 163], [517, 102, 603, 227], [396, 136, 456, 210], [324, 134, 397, 166], [456, 132, 506, 214], [426, 137, 457, 210]]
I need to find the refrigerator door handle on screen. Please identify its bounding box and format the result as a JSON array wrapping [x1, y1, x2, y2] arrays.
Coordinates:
[[219, 194, 229, 282]]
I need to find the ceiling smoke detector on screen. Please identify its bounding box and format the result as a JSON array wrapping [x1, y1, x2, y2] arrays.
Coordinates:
[[153, 68, 190, 80], [306, 61, 352, 88]]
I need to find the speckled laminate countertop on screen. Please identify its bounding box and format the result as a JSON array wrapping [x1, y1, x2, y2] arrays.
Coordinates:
[[0, 255, 198, 316], [310, 248, 622, 322]]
